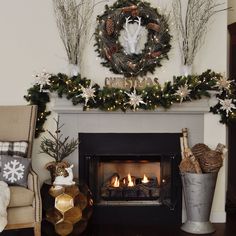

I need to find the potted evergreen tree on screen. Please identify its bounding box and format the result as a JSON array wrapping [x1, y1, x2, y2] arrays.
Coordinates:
[[40, 117, 79, 183]]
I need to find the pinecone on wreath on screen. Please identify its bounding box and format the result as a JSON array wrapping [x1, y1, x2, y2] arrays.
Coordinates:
[[106, 18, 114, 36]]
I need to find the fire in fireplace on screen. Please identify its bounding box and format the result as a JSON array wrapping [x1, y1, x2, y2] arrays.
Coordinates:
[[101, 172, 159, 201], [79, 133, 182, 225], [99, 157, 160, 201]]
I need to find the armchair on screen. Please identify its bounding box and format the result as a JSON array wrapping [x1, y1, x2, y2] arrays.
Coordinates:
[[0, 105, 41, 236]]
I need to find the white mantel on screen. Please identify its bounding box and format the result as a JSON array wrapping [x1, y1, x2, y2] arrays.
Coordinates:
[[52, 96, 227, 223]]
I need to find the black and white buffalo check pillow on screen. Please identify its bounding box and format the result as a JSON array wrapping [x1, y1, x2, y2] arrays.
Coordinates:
[[0, 142, 12, 156], [12, 141, 28, 158], [0, 142, 12, 169]]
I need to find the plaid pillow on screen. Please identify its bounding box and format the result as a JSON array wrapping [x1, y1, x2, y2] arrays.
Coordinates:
[[12, 141, 28, 158], [0, 142, 12, 169], [0, 141, 12, 156]]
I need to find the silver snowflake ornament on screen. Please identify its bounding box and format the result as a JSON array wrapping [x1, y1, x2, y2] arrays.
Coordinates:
[[33, 70, 51, 92], [215, 77, 231, 91], [79, 84, 96, 106], [125, 89, 146, 110], [175, 84, 191, 103], [3, 159, 25, 183], [219, 98, 236, 117]]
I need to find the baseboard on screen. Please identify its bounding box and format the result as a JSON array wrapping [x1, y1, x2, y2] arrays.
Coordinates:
[[210, 211, 226, 223]]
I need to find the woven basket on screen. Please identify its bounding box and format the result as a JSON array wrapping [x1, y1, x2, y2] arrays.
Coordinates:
[[191, 143, 210, 161], [198, 150, 223, 173]]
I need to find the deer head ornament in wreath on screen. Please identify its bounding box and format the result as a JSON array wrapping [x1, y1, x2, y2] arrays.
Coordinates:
[[123, 16, 142, 54], [95, 0, 172, 77]]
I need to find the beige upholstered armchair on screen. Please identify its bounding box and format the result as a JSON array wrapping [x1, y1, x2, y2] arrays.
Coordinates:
[[0, 105, 41, 236]]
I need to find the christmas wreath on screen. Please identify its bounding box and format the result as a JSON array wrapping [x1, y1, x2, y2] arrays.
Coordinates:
[[94, 0, 171, 77]]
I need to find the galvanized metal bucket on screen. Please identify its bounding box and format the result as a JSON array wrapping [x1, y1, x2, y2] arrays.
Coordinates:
[[181, 172, 218, 234]]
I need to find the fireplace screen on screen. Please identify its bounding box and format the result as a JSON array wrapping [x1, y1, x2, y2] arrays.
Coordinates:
[[86, 154, 174, 206], [100, 158, 160, 201]]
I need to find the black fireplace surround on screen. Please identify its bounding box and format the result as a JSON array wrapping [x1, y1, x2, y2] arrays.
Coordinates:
[[79, 133, 182, 225]]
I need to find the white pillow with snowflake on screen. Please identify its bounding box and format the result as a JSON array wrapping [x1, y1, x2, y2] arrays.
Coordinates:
[[0, 155, 31, 187]]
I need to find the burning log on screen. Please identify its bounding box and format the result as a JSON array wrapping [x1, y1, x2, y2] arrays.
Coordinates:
[[103, 173, 120, 187], [101, 173, 160, 200], [138, 180, 160, 198]]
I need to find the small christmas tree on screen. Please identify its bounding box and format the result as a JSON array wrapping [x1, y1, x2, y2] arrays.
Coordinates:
[[41, 116, 79, 182], [40, 116, 78, 162]]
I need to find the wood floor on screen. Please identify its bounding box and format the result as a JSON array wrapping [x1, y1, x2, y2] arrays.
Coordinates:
[[81, 214, 236, 236], [1, 213, 235, 236]]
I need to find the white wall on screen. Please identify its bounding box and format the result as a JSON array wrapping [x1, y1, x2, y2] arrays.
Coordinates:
[[82, 0, 227, 84], [0, 0, 228, 222], [0, 0, 228, 107], [228, 0, 236, 24]]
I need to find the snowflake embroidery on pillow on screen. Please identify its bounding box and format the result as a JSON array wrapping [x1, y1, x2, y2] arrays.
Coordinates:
[[3, 159, 25, 183]]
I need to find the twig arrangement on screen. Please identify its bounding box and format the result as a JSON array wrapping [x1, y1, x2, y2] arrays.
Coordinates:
[[172, 0, 226, 66], [53, 0, 106, 66]]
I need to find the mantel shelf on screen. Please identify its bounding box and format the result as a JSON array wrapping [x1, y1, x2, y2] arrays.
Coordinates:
[[52, 96, 217, 115]]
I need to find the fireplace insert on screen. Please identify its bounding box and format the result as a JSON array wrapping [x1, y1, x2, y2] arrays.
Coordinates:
[[79, 133, 182, 225]]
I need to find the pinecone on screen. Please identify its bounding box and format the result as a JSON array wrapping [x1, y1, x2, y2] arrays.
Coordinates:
[[199, 150, 223, 173], [191, 143, 210, 161], [106, 18, 114, 36], [147, 23, 160, 32], [151, 51, 162, 58]]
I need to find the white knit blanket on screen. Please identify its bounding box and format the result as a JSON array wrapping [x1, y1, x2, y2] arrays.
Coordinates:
[[0, 181, 10, 232]]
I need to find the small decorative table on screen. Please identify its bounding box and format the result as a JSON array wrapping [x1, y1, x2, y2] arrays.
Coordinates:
[[41, 179, 93, 236]]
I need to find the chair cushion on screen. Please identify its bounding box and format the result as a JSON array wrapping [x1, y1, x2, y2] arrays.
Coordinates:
[[8, 186, 34, 207], [7, 206, 35, 224]]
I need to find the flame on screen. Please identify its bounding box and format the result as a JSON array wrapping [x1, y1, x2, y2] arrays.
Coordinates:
[[141, 174, 149, 183], [113, 177, 120, 188], [127, 173, 134, 187]]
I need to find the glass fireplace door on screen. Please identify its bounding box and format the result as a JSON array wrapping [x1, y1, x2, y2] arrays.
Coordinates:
[[86, 154, 177, 207]]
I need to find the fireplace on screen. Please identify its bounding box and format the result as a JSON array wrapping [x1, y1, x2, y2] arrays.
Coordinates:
[[52, 97, 227, 223], [79, 133, 182, 225]]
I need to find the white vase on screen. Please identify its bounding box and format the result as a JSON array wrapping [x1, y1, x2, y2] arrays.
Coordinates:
[[67, 64, 80, 77], [181, 64, 193, 76]]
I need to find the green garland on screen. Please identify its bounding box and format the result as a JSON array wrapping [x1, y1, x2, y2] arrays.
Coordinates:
[[24, 70, 236, 138], [94, 0, 171, 77]]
